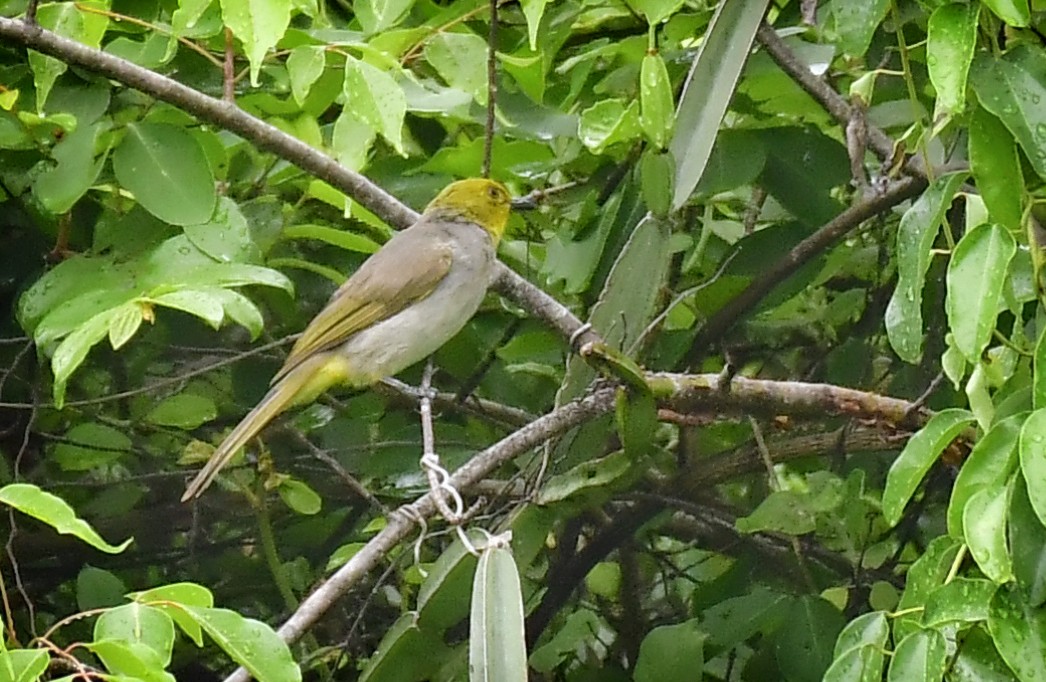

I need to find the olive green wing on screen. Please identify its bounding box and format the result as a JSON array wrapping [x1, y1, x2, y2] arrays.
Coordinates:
[[272, 227, 452, 384]]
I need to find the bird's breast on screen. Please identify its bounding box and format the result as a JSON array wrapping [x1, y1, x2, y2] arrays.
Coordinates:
[[339, 223, 495, 385]]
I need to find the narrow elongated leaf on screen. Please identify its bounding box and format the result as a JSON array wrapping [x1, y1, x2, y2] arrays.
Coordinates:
[[1010, 475, 1046, 606], [969, 105, 1024, 231], [669, 0, 770, 209], [885, 172, 968, 363], [1019, 408, 1046, 527], [946, 223, 1016, 364], [927, 3, 978, 116], [947, 413, 1023, 537], [639, 52, 674, 149], [883, 409, 975, 527], [0, 484, 132, 553], [470, 541, 527, 682]]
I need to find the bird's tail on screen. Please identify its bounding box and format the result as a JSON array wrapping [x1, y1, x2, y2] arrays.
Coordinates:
[[180, 359, 324, 501]]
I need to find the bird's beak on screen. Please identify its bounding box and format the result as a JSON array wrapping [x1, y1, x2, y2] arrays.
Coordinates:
[[511, 195, 539, 211]]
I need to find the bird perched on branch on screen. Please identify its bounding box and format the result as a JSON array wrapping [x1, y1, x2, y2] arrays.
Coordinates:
[[181, 178, 514, 501]]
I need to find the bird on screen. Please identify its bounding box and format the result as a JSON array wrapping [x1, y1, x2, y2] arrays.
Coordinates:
[[181, 178, 513, 501]]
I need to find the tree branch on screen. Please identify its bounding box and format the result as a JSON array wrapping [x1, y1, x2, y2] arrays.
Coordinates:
[[684, 174, 926, 361], [0, 16, 595, 349]]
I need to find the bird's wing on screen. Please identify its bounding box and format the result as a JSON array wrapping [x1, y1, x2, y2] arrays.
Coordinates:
[[272, 226, 453, 384]]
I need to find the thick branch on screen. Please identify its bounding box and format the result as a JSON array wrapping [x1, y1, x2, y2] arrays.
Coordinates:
[[220, 387, 616, 681], [685, 175, 926, 361]]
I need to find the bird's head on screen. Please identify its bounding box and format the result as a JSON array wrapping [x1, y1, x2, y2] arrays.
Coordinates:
[[424, 178, 512, 244]]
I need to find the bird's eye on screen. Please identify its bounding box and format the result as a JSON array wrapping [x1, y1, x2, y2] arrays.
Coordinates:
[[489, 186, 504, 201]]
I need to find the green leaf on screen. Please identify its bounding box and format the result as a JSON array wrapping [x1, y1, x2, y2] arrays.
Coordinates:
[[470, 540, 527, 682], [179, 606, 301, 682], [0, 649, 48, 682], [971, 46, 1046, 182], [331, 112, 376, 172], [219, 0, 291, 85], [639, 53, 674, 149], [885, 171, 969, 363], [53, 422, 133, 471], [536, 451, 631, 505], [923, 578, 994, 625], [282, 223, 380, 254], [95, 603, 176, 667], [634, 620, 705, 682], [343, 57, 406, 155], [895, 537, 962, 640], [1018, 408, 1046, 527], [132, 583, 214, 646], [578, 98, 641, 153], [988, 584, 1046, 679], [85, 639, 175, 682], [519, 0, 550, 50], [77, 566, 127, 610], [827, 0, 889, 55], [882, 409, 975, 527], [286, 45, 326, 105], [670, 0, 769, 210], [149, 289, 226, 329], [969, 105, 1025, 231], [964, 483, 1014, 583], [626, 0, 684, 26], [416, 530, 482, 630], [982, 0, 1030, 26], [640, 149, 674, 217], [51, 306, 122, 407], [1010, 474, 1046, 606], [834, 611, 889, 659], [0, 483, 132, 554], [183, 197, 259, 264], [947, 413, 1022, 538], [946, 223, 1016, 364], [887, 630, 947, 682], [927, 3, 978, 117], [355, 0, 415, 34], [32, 119, 106, 213], [1035, 330, 1046, 410], [107, 302, 144, 350], [556, 212, 671, 412], [277, 479, 323, 515], [112, 122, 217, 226], [774, 596, 843, 682], [736, 491, 816, 535], [424, 32, 489, 105], [359, 612, 450, 681], [29, 2, 108, 109], [146, 394, 218, 429]]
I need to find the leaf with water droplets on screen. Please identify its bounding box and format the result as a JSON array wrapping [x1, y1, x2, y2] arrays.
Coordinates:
[[885, 172, 968, 363], [1019, 408, 1046, 527], [971, 46, 1046, 182]]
